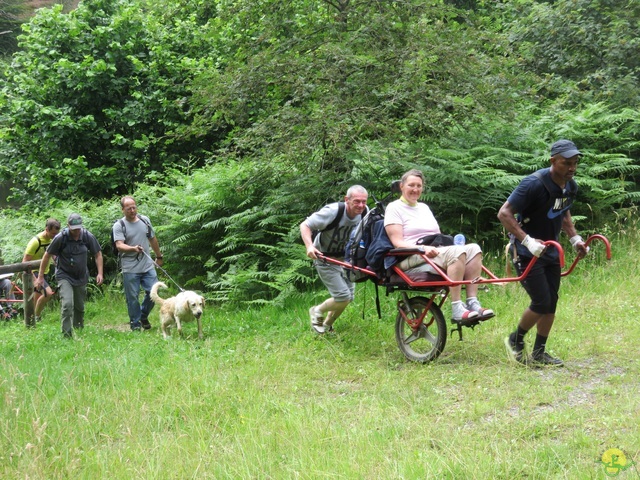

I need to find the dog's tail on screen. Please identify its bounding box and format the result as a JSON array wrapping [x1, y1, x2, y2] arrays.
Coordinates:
[[150, 281, 168, 305]]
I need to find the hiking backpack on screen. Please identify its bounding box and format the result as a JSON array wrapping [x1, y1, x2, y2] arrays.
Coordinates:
[[32, 236, 47, 255], [343, 190, 397, 283], [344, 194, 396, 320], [59, 228, 91, 251], [364, 217, 395, 277], [110, 214, 151, 256], [344, 205, 385, 282], [54, 228, 93, 269]]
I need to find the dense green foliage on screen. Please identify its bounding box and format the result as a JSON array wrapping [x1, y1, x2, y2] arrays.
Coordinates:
[[1, 0, 218, 203], [503, 0, 640, 108], [0, 0, 24, 54], [0, 0, 639, 303]]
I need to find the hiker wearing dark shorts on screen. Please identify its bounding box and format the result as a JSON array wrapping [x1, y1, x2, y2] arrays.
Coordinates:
[[498, 139, 589, 367], [300, 186, 368, 334]]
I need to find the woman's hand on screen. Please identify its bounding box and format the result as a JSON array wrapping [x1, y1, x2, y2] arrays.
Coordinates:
[[423, 246, 439, 258]]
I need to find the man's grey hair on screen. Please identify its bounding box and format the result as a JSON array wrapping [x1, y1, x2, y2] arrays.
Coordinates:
[[346, 185, 368, 198]]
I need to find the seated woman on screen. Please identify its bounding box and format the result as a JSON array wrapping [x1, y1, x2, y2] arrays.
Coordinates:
[[384, 169, 494, 322]]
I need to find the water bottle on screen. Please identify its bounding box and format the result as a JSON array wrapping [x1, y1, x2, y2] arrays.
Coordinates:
[[454, 233, 466, 245], [359, 240, 365, 248]]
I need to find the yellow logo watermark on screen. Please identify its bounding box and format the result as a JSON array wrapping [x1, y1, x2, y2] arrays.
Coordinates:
[[599, 448, 635, 477]]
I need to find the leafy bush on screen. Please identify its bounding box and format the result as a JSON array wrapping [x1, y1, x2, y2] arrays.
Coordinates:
[[0, 0, 218, 204], [502, 0, 640, 108]]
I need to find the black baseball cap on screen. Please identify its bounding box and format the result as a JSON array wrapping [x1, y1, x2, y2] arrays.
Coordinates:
[[550, 139, 581, 158]]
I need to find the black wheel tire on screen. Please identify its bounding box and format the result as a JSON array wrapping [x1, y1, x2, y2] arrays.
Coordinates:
[[395, 295, 446, 363]]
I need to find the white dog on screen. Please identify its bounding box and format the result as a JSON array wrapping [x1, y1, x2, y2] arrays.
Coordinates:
[[150, 282, 205, 339]]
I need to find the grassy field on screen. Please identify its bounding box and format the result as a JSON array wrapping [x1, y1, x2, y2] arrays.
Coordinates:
[[1, 235, 638, 479]]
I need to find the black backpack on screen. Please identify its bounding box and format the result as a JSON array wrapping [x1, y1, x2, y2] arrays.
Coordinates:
[[55, 228, 93, 268], [345, 192, 396, 320], [344, 182, 401, 319], [343, 180, 401, 283], [59, 228, 91, 251], [111, 214, 151, 256], [344, 205, 385, 282], [364, 217, 395, 277], [32, 236, 45, 254]]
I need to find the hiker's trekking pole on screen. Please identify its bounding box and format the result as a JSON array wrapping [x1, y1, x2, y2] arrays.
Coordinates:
[[141, 251, 185, 292]]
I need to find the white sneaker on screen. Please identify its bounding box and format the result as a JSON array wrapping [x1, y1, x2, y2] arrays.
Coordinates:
[[309, 306, 325, 334]]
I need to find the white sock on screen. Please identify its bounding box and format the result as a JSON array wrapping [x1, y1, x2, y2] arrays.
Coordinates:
[[451, 301, 466, 316]]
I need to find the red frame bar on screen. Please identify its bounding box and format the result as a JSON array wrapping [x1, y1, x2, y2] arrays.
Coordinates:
[[0, 281, 24, 304], [561, 234, 611, 277], [317, 234, 610, 289]]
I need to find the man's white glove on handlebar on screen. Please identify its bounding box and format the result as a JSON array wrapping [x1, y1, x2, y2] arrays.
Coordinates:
[[570, 235, 589, 253], [522, 235, 545, 257], [570, 235, 583, 250]]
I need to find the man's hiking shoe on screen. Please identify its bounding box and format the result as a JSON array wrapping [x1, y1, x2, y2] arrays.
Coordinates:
[[309, 306, 325, 334], [466, 298, 495, 321], [504, 335, 526, 365], [141, 319, 152, 330], [529, 351, 564, 368]]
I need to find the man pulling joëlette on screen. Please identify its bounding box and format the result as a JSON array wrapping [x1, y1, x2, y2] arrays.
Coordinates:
[[498, 139, 589, 367]]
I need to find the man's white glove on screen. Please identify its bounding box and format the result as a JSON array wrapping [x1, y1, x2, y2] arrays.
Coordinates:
[[569, 235, 583, 249], [570, 235, 589, 253], [522, 235, 545, 257]]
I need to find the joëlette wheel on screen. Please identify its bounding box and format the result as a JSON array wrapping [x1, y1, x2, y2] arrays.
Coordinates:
[[395, 295, 446, 363]]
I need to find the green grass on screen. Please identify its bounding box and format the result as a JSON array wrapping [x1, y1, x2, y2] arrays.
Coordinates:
[[1, 235, 639, 479]]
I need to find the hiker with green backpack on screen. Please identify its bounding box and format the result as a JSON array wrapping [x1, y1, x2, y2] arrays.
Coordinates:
[[300, 185, 369, 334], [22, 218, 61, 322]]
